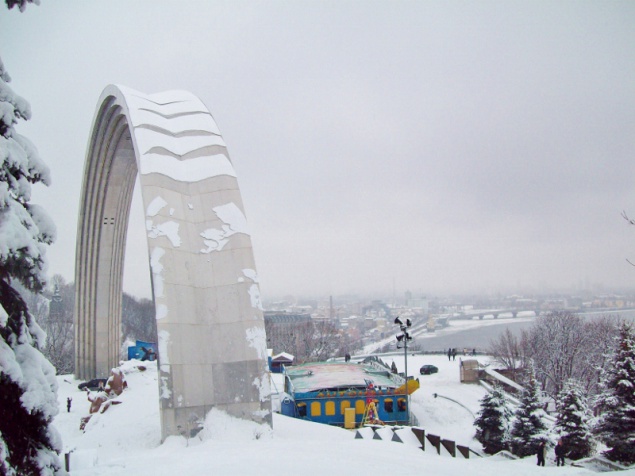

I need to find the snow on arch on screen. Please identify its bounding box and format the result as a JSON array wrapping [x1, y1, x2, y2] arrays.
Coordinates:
[[74, 84, 271, 441]]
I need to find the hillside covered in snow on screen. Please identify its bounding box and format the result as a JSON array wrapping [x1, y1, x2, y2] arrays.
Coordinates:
[[54, 355, 634, 475]]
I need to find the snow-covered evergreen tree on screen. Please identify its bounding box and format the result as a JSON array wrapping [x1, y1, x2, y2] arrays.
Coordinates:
[[474, 385, 514, 454], [594, 322, 635, 464], [0, 47, 63, 475], [509, 364, 550, 457], [5, 0, 39, 12], [554, 379, 594, 460]]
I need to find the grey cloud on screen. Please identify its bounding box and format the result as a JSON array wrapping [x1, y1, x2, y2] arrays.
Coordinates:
[[1, 0, 634, 298]]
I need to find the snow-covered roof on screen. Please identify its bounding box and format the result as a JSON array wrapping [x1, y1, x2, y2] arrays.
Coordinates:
[[272, 352, 294, 362], [483, 367, 524, 392], [285, 362, 399, 393]]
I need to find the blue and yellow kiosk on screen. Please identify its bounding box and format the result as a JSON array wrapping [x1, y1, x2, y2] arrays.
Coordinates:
[[280, 358, 419, 428]]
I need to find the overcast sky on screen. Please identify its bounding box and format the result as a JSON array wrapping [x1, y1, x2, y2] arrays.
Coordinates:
[[2, 1, 635, 300]]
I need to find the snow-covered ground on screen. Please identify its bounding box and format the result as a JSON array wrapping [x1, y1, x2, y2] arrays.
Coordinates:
[[54, 355, 634, 476]]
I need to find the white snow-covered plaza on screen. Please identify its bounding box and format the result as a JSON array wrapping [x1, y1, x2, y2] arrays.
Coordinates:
[[54, 354, 633, 475]]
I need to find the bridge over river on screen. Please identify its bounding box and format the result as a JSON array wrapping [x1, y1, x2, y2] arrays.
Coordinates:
[[419, 308, 635, 352], [439, 306, 635, 323], [448, 309, 541, 320], [432, 309, 540, 327]]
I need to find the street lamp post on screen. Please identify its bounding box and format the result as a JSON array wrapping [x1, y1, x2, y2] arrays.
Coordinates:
[[394, 316, 412, 425]]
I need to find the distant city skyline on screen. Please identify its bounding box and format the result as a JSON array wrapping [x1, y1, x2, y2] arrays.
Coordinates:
[[2, 2, 635, 300], [261, 284, 635, 309]]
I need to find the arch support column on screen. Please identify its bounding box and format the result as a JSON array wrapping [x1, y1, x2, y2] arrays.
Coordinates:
[[74, 85, 271, 439]]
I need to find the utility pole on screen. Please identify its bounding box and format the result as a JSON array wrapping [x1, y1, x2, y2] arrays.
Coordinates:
[[394, 316, 412, 424]]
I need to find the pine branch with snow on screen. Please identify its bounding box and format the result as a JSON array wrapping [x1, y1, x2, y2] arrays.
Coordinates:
[[4, 0, 39, 12], [474, 385, 514, 454], [554, 378, 595, 460], [509, 364, 550, 458], [0, 281, 63, 475], [0, 58, 55, 294], [0, 28, 63, 474], [594, 322, 635, 464]]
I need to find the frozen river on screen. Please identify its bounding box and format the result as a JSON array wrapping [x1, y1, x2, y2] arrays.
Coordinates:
[[414, 318, 533, 353], [410, 308, 635, 354]]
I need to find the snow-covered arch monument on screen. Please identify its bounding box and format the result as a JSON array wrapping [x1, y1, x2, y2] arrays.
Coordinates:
[[74, 85, 271, 439]]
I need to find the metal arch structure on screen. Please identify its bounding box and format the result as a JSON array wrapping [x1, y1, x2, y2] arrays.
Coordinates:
[[74, 85, 271, 439]]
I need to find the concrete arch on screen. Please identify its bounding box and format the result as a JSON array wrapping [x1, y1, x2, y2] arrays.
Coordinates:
[[74, 85, 271, 439]]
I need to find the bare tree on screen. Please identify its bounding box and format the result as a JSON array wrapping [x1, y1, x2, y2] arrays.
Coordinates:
[[300, 319, 341, 362], [520, 311, 620, 402], [14, 275, 75, 374], [121, 292, 156, 343], [577, 314, 620, 396], [522, 311, 589, 400], [488, 327, 523, 378], [265, 318, 343, 364], [335, 331, 361, 358], [42, 276, 75, 374], [623, 211, 635, 267], [264, 320, 300, 357]]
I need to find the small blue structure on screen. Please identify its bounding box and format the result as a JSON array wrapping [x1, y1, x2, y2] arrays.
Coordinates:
[[270, 352, 294, 373], [127, 340, 157, 361], [281, 357, 418, 427]]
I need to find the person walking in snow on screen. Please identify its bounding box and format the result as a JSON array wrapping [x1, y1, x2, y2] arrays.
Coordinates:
[[451, 348, 456, 361], [447, 348, 452, 361], [67, 397, 72, 413], [555, 439, 566, 466], [536, 441, 546, 466]]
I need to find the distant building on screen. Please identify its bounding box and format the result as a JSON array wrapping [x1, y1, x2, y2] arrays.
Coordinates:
[[404, 290, 413, 304], [406, 296, 428, 314], [264, 311, 312, 325], [263, 311, 312, 351]]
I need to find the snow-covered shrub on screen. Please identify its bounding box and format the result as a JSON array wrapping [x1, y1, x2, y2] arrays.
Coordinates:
[[594, 322, 635, 464], [474, 385, 514, 454], [554, 379, 595, 460], [509, 364, 550, 458]]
